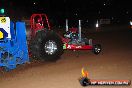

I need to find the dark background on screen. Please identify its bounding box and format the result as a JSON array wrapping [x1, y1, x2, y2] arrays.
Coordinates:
[[0, 0, 132, 26]]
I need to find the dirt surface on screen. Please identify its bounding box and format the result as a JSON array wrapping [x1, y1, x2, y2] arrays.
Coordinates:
[[0, 27, 132, 88]]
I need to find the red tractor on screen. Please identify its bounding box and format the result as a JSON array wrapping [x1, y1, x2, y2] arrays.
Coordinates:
[[29, 14, 101, 61], [29, 14, 63, 61]]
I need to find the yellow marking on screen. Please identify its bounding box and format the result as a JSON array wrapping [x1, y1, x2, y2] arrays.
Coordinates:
[[0, 31, 3, 39], [0, 17, 6, 24]]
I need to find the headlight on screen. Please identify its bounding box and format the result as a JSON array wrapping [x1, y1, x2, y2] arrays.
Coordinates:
[[130, 21, 132, 26]]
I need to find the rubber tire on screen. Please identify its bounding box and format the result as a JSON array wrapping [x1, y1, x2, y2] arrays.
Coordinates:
[[30, 30, 63, 61], [93, 44, 101, 55], [41, 31, 64, 61], [29, 31, 43, 60]]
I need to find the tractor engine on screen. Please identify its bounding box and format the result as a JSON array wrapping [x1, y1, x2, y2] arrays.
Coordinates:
[[64, 31, 86, 45]]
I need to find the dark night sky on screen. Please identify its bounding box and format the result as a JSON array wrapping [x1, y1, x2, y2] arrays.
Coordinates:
[[0, 0, 132, 24]]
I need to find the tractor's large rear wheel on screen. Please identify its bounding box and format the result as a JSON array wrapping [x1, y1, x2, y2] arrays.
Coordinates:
[[29, 31, 43, 60], [41, 31, 63, 61], [30, 30, 63, 61]]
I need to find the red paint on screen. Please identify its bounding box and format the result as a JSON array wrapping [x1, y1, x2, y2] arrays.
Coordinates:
[[30, 14, 51, 37], [65, 44, 93, 50]]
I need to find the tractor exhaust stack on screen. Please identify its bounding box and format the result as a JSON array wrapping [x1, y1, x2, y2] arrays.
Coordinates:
[[79, 20, 81, 42], [66, 19, 68, 32]]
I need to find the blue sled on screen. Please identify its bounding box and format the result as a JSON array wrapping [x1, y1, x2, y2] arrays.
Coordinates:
[[0, 21, 29, 71]]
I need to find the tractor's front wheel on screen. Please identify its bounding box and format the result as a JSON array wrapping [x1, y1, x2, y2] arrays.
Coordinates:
[[93, 44, 101, 55]]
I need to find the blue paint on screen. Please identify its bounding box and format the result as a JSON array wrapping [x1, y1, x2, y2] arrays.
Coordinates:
[[0, 21, 29, 71]]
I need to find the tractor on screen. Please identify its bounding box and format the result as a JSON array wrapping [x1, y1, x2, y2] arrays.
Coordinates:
[[29, 14, 101, 61]]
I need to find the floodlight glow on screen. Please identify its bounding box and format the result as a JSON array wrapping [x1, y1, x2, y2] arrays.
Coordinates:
[[130, 21, 132, 26], [0, 9, 4, 14]]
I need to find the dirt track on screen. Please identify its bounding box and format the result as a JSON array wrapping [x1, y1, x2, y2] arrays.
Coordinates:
[[0, 27, 132, 88]]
